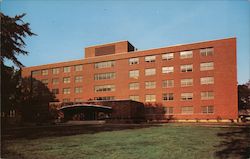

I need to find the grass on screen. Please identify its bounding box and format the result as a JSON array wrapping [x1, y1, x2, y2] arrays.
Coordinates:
[[2, 124, 249, 159]]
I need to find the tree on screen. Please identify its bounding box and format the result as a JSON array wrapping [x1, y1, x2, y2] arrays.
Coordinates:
[[238, 81, 250, 110], [1, 12, 36, 67]]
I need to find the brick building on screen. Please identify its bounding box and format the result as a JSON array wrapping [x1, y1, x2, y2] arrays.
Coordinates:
[[22, 37, 238, 120]]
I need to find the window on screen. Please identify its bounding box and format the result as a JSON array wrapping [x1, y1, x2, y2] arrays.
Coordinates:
[[52, 78, 59, 85], [180, 50, 193, 59], [200, 48, 214, 56], [63, 66, 71, 73], [63, 98, 70, 102], [32, 70, 40, 76], [75, 76, 83, 83], [145, 55, 156, 62], [94, 96, 115, 100], [162, 53, 174, 60], [201, 91, 214, 100], [52, 68, 60, 75], [163, 107, 173, 114], [63, 77, 70, 83], [129, 83, 139, 90], [75, 98, 83, 102], [94, 85, 115, 92], [52, 88, 59, 94], [75, 65, 83, 71], [94, 72, 116, 80], [129, 95, 140, 102], [162, 66, 174, 74], [181, 106, 193, 114], [181, 78, 193, 87], [129, 58, 139, 65], [145, 94, 156, 102], [129, 70, 139, 78], [180, 64, 193, 72], [145, 68, 156, 76], [75, 87, 83, 93], [200, 77, 214, 85], [202, 105, 214, 114], [94, 61, 115, 69], [41, 69, 49, 75], [162, 80, 174, 88], [145, 81, 156, 89], [162, 93, 174, 101], [63, 88, 70, 94], [200, 62, 214, 71], [181, 93, 193, 101], [41, 79, 49, 85]]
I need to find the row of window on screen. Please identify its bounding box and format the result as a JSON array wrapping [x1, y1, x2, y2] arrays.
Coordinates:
[[52, 87, 83, 95], [129, 77, 214, 89], [128, 47, 213, 65], [147, 105, 214, 115], [129, 62, 214, 78], [41, 76, 83, 85], [32, 65, 83, 76], [129, 92, 214, 102]]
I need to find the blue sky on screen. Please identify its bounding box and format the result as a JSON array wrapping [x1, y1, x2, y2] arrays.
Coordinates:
[[1, 0, 250, 84]]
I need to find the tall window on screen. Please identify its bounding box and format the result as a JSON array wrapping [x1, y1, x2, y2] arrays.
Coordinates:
[[200, 62, 214, 71], [129, 95, 140, 102], [200, 77, 214, 85], [129, 83, 139, 90], [129, 70, 139, 78], [200, 48, 214, 56], [75, 65, 83, 71], [162, 93, 174, 101], [52, 88, 59, 94], [94, 61, 115, 69], [180, 64, 193, 72], [129, 58, 139, 65], [181, 93, 193, 101], [32, 70, 40, 76], [75, 87, 83, 93], [145, 68, 156, 76], [63, 88, 70, 94], [41, 69, 49, 76], [162, 66, 174, 74], [180, 50, 193, 59], [94, 72, 115, 80], [94, 85, 115, 92], [145, 55, 156, 62], [52, 68, 60, 75], [162, 80, 174, 88], [163, 107, 173, 114], [145, 81, 156, 89], [52, 78, 59, 85], [181, 106, 193, 114], [201, 91, 214, 100], [181, 78, 193, 87], [75, 76, 83, 83], [145, 94, 156, 102], [202, 105, 214, 114], [41, 79, 49, 85], [162, 53, 174, 60], [63, 77, 70, 83], [63, 66, 71, 73]]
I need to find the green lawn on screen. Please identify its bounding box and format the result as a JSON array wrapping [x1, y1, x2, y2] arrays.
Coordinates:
[[2, 124, 249, 159]]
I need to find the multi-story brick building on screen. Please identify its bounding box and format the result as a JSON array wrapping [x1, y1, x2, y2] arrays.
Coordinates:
[[22, 37, 238, 120]]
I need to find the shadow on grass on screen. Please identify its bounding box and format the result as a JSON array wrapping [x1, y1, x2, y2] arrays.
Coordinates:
[[2, 124, 160, 140], [215, 126, 250, 159]]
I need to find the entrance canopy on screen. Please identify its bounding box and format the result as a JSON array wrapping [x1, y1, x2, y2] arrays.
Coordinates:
[[59, 104, 112, 112]]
